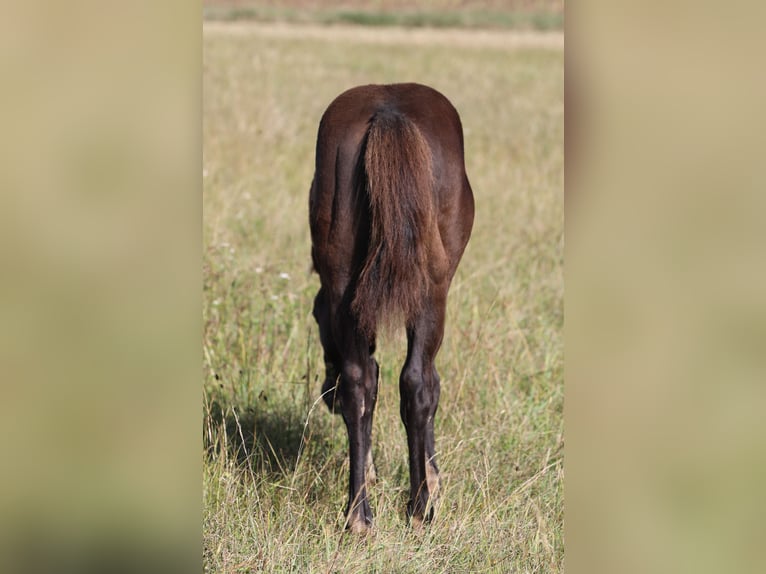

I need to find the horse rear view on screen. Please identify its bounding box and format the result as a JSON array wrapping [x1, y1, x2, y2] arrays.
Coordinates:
[[309, 83, 474, 533]]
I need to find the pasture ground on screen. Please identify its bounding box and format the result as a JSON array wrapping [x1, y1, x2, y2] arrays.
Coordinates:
[[203, 20, 563, 572]]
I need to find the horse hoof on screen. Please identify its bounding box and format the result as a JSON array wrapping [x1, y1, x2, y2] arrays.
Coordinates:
[[406, 500, 434, 528], [347, 516, 372, 535]]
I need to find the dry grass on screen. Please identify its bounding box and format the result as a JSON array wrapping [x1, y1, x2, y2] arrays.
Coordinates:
[[203, 21, 563, 572]]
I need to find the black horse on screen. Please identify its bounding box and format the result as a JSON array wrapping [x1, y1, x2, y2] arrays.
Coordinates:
[[309, 83, 474, 532]]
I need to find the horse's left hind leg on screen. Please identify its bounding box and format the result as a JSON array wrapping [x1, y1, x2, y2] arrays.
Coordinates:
[[337, 349, 378, 533], [400, 284, 447, 526], [314, 288, 380, 533]]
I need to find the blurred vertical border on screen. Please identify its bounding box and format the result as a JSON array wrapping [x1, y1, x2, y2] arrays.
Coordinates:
[[0, 1, 201, 573], [566, 2, 766, 574]]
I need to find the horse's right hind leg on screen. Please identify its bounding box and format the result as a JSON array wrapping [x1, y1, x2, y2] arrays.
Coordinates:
[[399, 284, 448, 526]]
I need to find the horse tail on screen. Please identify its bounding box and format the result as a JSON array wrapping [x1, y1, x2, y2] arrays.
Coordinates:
[[352, 109, 442, 338]]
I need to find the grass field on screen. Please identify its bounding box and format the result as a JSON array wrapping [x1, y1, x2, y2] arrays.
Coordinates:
[[203, 21, 563, 572], [203, 1, 564, 31]]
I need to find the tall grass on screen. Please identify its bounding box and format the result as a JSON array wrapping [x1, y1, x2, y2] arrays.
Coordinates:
[[203, 23, 563, 572]]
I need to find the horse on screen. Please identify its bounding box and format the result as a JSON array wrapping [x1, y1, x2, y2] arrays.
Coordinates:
[[309, 83, 474, 533]]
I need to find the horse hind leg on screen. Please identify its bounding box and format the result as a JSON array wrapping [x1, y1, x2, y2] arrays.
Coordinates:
[[314, 289, 380, 533], [313, 288, 345, 414], [337, 339, 379, 533], [364, 358, 379, 485], [424, 363, 441, 500], [399, 285, 447, 526]]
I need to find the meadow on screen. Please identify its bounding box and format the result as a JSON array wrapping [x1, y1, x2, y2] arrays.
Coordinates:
[[203, 21, 563, 572], [203, 1, 564, 31]]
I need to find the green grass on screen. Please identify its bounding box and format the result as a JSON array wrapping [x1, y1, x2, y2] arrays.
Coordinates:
[[203, 23, 563, 572], [202, 5, 564, 31]]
